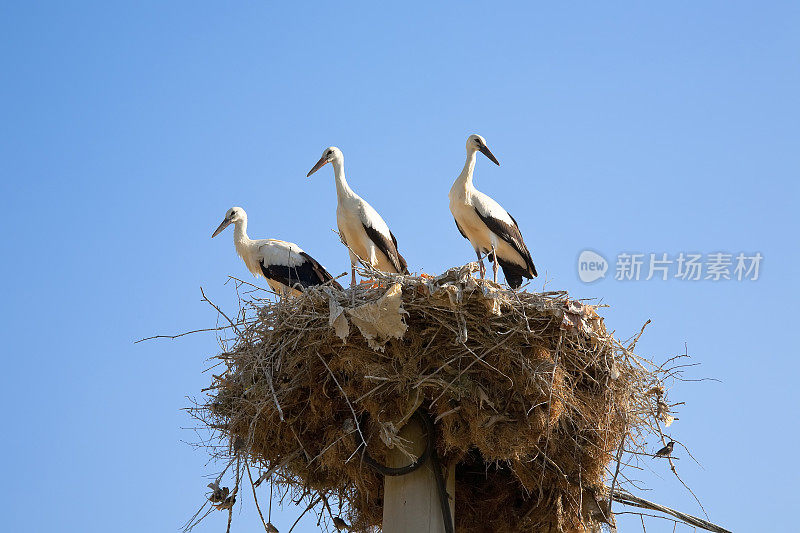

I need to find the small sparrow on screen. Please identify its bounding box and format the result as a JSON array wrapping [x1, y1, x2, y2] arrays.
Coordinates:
[[654, 441, 675, 457], [213, 494, 236, 511], [333, 516, 351, 531], [206, 482, 229, 503], [265, 522, 279, 533]]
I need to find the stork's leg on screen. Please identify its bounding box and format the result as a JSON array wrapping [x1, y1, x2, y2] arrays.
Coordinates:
[[476, 249, 485, 279], [491, 245, 499, 283], [350, 263, 357, 306]]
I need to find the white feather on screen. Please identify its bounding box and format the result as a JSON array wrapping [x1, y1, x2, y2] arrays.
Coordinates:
[[448, 139, 527, 269], [217, 207, 312, 295], [324, 147, 401, 273]]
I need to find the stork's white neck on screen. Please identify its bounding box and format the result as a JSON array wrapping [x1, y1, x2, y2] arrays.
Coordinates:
[[450, 149, 478, 197], [331, 157, 355, 201], [233, 218, 252, 252], [232, 217, 262, 276]]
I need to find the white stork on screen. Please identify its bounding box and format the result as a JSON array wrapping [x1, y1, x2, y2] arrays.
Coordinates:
[[307, 147, 409, 286], [211, 206, 342, 294], [449, 134, 538, 289]]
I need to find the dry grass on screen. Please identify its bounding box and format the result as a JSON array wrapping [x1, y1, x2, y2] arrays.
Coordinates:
[[188, 264, 678, 533]]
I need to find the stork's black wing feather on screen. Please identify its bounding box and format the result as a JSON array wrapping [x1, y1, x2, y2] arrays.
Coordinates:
[[260, 254, 343, 292], [389, 231, 409, 274], [474, 208, 537, 278], [299, 252, 343, 289], [363, 224, 409, 274]]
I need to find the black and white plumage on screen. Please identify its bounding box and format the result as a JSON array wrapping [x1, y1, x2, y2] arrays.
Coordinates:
[[211, 207, 342, 295], [654, 441, 675, 458], [307, 146, 409, 286], [449, 134, 537, 289]]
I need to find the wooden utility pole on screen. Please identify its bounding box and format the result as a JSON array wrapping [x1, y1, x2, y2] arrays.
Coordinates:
[[381, 416, 455, 533]]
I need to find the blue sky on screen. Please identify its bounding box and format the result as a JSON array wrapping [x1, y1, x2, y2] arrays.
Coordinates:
[[1, 2, 798, 531]]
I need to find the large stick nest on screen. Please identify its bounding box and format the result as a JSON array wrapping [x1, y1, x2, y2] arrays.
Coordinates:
[[195, 265, 671, 532]]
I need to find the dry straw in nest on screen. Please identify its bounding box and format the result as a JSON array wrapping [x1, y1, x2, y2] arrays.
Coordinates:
[[190, 264, 681, 533]]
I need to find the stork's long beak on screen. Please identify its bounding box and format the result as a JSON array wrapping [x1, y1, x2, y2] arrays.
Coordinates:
[[211, 217, 232, 238], [306, 156, 329, 177], [479, 144, 500, 166]]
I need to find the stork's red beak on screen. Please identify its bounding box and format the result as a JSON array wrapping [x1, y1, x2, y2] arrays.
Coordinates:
[[211, 217, 231, 238], [307, 155, 329, 177], [478, 144, 500, 166]]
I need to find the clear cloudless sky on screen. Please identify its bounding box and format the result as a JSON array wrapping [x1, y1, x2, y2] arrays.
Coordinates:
[[1, 2, 798, 532]]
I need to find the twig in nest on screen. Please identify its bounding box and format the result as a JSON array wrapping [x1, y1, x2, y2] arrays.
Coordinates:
[[200, 286, 241, 335]]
